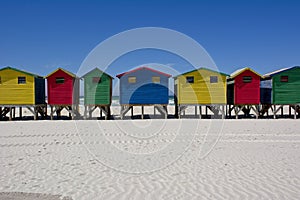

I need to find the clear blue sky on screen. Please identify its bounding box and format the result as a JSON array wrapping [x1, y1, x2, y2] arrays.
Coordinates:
[[1, 0, 299, 78]]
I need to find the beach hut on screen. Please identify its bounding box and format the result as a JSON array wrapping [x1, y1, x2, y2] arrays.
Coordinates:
[[174, 67, 228, 118], [260, 66, 300, 119], [46, 68, 80, 119], [227, 67, 261, 118], [116, 66, 171, 119], [0, 66, 46, 120], [81, 68, 113, 119]]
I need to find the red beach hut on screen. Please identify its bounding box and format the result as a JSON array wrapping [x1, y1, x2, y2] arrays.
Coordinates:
[[46, 68, 80, 119], [227, 67, 261, 118]]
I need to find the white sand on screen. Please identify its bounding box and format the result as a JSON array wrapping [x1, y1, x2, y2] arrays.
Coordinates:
[[0, 119, 299, 199]]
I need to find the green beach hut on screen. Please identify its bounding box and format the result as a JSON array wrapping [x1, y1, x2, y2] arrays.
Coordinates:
[[82, 68, 113, 119], [260, 66, 300, 118]]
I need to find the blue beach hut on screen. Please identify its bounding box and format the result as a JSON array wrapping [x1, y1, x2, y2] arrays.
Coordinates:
[[116, 66, 171, 119]]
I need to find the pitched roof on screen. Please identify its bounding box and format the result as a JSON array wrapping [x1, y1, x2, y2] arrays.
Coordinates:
[[263, 66, 300, 78], [173, 67, 229, 78], [46, 68, 78, 78], [116, 66, 171, 78], [0, 66, 43, 78], [81, 68, 113, 79], [229, 67, 261, 79]]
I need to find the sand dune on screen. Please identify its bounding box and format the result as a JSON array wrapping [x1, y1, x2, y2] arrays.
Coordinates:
[[0, 120, 299, 199]]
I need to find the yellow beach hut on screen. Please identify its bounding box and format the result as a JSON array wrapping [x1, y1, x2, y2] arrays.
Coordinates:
[[174, 67, 228, 118], [0, 66, 46, 120]]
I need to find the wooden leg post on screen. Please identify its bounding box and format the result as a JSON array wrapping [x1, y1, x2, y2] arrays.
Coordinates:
[[33, 107, 37, 120], [19, 107, 22, 118], [9, 108, 12, 121], [199, 105, 202, 119], [222, 105, 225, 119], [50, 106, 53, 120]]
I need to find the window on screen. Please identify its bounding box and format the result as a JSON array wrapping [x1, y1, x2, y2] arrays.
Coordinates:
[[210, 76, 218, 83], [18, 76, 26, 84], [280, 76, 288, 82], [92, 77, 101, 83], [55, 77, 65, 84], [243, 76, 252, 83], [186, 76, 194, 83], [152, 76, 160, 83], [128, 76, 136, 83]]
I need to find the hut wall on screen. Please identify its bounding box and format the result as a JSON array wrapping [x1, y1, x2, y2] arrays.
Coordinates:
[[0, 68, 35, 105], [272, 67, 300, 104], [34, 77, 46, 104], [47, 70, 75, 105], [119, 69, 169, 105], [260, 79, 272, 104], [226, 81, 234, 104], [175, 69, 227, 105], [84, 70, 112, 105], [234, 70, 260, 104]]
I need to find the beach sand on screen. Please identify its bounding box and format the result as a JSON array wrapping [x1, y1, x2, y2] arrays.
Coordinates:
[[0, 118, 299, 199]]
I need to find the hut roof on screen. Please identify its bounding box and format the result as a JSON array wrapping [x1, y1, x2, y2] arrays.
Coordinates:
[[263, 66, 300, 78], [46, 68, 78, 78], [229, 67, 261, 79], [116, 66, 171, 78], [81, 68, 114, 79], [0, 66, 43, 78], [173, 67, 229, 78]]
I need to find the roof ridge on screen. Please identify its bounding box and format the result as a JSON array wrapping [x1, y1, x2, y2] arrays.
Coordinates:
[[116, 66, 171, 78], [0, 66, 42, 77]]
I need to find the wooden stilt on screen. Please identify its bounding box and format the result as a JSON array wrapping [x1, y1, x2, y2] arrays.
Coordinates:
[[195, 105, 197, 116], [71, 105, 75, 120], [33, 107, 37, 120], [88, 106, 91, 119], [50, 106, 53, 120], [13, 107, 15, 118], [199, 105, 202, 119], [234, 106, 238, 119], [9, 108, 12, 121], [141, 106, 144, 119], [294, 104, 297, 119], [273, 105, 276, 119], [19, 107, 22, 118], [222, 105, 225, 119], [256, 105, 259, 119], [84, 105, 87, 119]]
